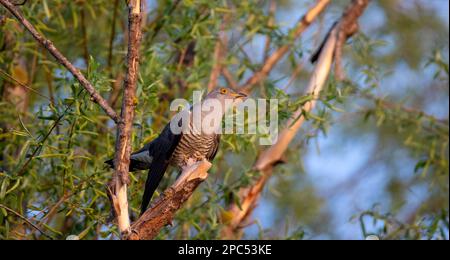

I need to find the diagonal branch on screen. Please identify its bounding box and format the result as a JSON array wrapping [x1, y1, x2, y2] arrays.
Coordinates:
[[126, 160, 212, 240], [108, 0, 143, 237], [0, 0, 120, 123], [240, 0, 331, 94], [223, 0, 371, 238]]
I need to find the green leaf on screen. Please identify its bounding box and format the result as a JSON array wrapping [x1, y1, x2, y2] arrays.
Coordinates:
[[5, 179, 21, 196], [0, 178, 10, 200]]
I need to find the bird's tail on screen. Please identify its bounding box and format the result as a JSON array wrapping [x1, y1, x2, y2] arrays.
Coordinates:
[[140, 159, 170, 215]]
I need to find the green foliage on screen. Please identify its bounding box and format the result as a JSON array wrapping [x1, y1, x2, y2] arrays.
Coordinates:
[[0, 0, 448, 240]]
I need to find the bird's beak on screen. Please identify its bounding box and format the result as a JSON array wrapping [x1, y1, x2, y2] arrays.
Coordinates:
[[232, 92, 248, 99]]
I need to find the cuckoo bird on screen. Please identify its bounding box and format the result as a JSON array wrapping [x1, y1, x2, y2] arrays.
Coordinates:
[[105, 87, 247, 215]]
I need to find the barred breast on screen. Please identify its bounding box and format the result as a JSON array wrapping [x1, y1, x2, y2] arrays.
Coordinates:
[[170, 132, 219, 168]]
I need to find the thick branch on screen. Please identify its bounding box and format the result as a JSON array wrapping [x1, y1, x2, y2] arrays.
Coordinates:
[[223, 0, 371, 238], [110, 0, 143, 236], [0, 0, 120, 123], [126, 161, 212, 240], [240, 0, 330, 94]]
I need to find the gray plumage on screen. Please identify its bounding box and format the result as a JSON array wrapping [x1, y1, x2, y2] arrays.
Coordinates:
[[105, 87, 246, 214]]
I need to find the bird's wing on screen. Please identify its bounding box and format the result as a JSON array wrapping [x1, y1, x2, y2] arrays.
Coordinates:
[[104, 140, 155, 171], [140, 122, 182, 215], [127, 141, 155, 171]]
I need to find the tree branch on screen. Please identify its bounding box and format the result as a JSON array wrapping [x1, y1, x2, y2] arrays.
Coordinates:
[[126, 160, 212, 240], [0, 0, 120, 123], [240, 0, 330, 94], [223, 0, 371, 238], [109, 0, 143, 237]]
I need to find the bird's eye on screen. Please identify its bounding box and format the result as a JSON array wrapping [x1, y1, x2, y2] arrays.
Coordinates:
[[220, 88, 228, 94]]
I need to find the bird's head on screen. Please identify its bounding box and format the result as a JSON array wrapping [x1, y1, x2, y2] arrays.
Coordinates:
[[206, 87, 247, 102], [196, 87, 248, 120]]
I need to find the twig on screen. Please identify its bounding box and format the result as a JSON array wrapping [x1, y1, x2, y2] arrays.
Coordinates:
[[0, 0, 120, 123], [0, 204, 53, 239], [0, 68, 50, 101], [40, 192, 71, 225]]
